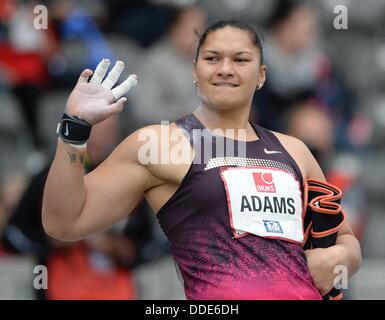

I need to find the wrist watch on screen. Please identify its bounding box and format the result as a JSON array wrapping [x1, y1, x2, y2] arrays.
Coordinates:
[[56, 113, 92, 145]]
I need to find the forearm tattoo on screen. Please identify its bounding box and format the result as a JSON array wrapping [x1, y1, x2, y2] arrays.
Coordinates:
[[67, 152, 85, 164]]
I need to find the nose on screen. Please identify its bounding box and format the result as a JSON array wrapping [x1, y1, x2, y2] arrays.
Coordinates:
[[216, 58, 234, 78]]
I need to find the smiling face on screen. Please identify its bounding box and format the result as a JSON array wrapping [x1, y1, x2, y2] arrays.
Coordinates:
[[193, 26, 266, 112]]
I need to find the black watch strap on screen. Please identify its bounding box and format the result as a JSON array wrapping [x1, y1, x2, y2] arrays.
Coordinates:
[[56, 113, 92, 145]]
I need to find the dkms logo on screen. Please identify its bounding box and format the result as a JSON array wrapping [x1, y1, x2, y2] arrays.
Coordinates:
[[252, 172, 276, 193]]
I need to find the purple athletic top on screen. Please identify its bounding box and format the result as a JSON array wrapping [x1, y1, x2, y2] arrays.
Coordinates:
[[157, 114, 322, 300]]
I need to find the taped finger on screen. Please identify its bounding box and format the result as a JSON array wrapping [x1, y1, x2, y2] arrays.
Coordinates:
[[102, 60, 125, 89], [111, 75, 138, 100], [90, 58, 110, 84]]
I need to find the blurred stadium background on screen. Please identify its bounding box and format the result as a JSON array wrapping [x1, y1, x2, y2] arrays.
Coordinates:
[[0, 0, 384, 300]]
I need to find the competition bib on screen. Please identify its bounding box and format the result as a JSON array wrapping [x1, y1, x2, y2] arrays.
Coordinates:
[[220, 166, 304, 243]]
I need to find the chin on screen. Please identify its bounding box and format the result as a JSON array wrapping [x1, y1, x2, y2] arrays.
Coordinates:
[[199, 91, 246, 110], [209, 94, 244, 109]]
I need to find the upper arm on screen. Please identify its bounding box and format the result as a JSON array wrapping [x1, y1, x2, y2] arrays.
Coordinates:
[[297, 139, 355, 238], [301, 142, 326, 182], [284, 135, 356, 237], [275, 132, 356, 239], [273, 131, 326, 183], [69, 127, 163, 240]]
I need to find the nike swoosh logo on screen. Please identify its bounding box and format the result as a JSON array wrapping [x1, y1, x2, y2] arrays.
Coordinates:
[[264, 148, 282, 154], [64, 123, 69, 136]]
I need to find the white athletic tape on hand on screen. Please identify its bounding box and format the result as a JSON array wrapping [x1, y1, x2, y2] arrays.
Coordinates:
[[90, 59, 110, 84], [102, 61, 125, 90], [111, 75, 138, 100]]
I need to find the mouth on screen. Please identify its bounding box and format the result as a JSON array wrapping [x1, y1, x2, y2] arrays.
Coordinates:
[[212, 82, 239, 88]]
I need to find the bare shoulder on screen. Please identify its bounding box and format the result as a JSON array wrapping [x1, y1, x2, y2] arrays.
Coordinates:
[[272, 131, 308, 154], [115, 122, 193, 183], [114, 122, 187, 162], [132, 122, 188, 140], [270, 130, 326, 181]]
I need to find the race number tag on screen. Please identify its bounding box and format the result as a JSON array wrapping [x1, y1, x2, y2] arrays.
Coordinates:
[[220, 166, 304, 243]]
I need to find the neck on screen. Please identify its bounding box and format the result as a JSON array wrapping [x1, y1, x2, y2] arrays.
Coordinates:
[[193, 104, 257, 140]]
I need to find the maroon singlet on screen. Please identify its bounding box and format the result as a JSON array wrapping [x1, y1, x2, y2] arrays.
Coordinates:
[[157, 114, 321, 300]]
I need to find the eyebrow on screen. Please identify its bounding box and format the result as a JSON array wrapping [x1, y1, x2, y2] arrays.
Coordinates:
[[202, 50, 253, 55]]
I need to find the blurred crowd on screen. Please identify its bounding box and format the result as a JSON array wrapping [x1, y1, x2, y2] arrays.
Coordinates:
[[0, 0, 384, 299]]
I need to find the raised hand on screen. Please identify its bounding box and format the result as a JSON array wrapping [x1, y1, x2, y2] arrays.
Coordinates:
[[65, 59, 137, 125]]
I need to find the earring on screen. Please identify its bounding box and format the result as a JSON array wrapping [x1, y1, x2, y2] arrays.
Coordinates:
[[193, 80, 197, 87], [257, 83, 263, 90]]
